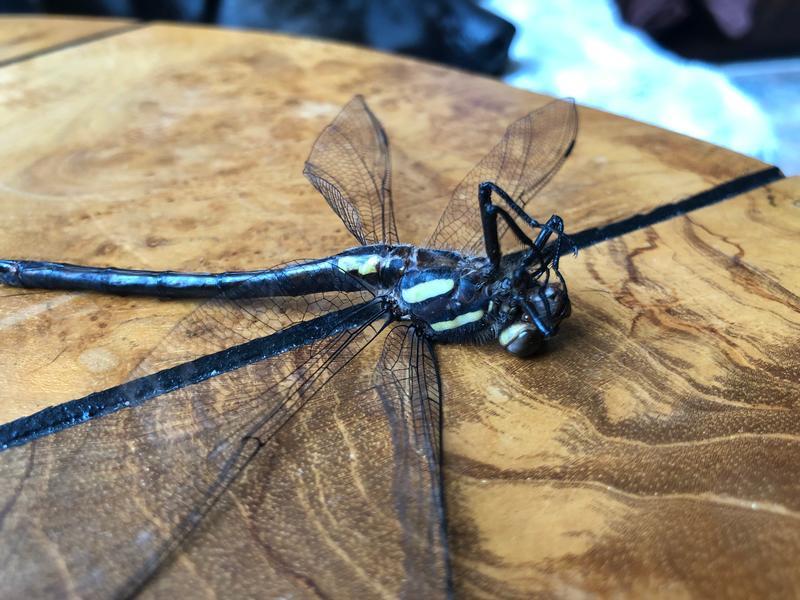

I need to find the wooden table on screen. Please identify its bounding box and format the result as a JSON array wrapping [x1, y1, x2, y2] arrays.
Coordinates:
[[0, 16, 132, 65], [0, 18, 797, 599]]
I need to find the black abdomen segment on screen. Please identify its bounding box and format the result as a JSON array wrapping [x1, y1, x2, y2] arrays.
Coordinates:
[[0, 256, 371, 299]]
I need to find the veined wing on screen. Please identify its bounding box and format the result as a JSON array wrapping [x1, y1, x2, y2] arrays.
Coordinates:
[[428, 98, 578, 255], [0, 267, 412, 597], [375, 325, 450, 598], [304, 95, 399, 246]]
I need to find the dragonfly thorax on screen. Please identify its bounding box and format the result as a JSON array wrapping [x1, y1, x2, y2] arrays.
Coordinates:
[[396, 249, 571, 356], [391, 247, 495, 343], [333, 244, 571, 356]]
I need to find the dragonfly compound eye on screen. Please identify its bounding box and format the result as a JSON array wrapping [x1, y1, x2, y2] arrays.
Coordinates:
[[529, 281, 569, 322], [498, 322, 544, 357]]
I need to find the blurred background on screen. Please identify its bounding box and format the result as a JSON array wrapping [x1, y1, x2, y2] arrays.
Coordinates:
[[3, 0, 797, 174]]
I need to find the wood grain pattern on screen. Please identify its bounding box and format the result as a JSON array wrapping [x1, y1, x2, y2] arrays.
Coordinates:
[[0, 16, 131, 63], [0, 19, 795, 599], [0, 23, 770, 422], [441, 178, 800, 598]]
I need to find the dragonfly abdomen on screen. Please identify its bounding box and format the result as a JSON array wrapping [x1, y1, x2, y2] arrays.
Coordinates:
[[0, 246, 406, 299], [0, 257, 366, 298]]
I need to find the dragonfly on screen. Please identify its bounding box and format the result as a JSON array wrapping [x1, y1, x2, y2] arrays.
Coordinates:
[[0, 95, 577, 598]]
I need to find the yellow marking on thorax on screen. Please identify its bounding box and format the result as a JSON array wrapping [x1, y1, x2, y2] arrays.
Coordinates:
[[401, 278, 454, 304], [430, 309, 484, 332], [336, 254, 381, 276]]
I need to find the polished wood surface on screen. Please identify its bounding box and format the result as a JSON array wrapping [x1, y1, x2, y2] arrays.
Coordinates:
[[0, 19, 795, 599], [442, 178, 800, 597], [0, 23, 770, 420], [0, 16, 131, 63]]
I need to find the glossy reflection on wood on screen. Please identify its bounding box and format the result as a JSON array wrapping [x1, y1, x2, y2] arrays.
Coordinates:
[[440, 178, 800, 598]]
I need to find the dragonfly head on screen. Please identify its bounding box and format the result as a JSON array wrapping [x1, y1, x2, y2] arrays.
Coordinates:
[[496, 271, 571, 358]]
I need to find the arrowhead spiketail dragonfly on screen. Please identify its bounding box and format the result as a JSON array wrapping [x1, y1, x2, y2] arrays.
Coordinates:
[[0, 96, 577, 597]]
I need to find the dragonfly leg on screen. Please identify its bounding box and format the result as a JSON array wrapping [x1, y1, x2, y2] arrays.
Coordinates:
[[478, 181, 574, 265], [479, 182, 535, 270], [478, 182, 546, 230], [532, 215, 565, 270], [517, 293, 554, 337], [478, 183, 501, 268]]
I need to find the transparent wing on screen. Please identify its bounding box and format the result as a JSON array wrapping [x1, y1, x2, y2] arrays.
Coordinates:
[[304, 95, 398, 246], [428, 98, 578, 255], [0, 268, 416, 597], [375, 325, 449, 598]]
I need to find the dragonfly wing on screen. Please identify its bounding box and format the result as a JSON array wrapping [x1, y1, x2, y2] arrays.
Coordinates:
[[374, 325, 450, 598], [304, 95, 399, 246], [0, 272, 406, 597], [428, 98, 578, 255]]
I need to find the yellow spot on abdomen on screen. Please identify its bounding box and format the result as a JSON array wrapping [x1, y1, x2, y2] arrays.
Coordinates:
[[336, 255, 381, 276]]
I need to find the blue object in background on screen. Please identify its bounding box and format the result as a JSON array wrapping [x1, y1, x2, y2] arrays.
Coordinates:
[[0, 0, 516, 76], [723, 58, 800, 176], [484, 0, 794, 172]]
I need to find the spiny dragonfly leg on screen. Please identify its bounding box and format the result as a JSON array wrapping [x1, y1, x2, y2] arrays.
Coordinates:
[[478, 181, 547, 230], [478, 182, 535, 270], [532, 215, 566, 270], [477, 182, 573, 276]]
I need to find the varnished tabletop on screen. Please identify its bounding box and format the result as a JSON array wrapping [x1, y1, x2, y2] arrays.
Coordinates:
[[0, 18, 797, 599]]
